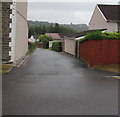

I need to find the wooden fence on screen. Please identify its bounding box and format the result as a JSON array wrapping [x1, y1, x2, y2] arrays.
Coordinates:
[[79, 39, 120, 67]]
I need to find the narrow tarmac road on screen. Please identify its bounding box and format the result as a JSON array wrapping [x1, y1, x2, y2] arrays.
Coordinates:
[[3, 48, 118, 115]]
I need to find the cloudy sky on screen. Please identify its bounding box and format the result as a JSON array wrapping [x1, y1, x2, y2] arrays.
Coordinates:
[[27, 0, 119, 25]]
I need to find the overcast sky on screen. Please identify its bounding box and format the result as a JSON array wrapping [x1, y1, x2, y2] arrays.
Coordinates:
[[27, 0, 119, 25]]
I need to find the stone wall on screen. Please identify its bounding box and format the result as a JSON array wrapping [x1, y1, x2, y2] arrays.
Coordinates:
[[1, 2, 12, 63]]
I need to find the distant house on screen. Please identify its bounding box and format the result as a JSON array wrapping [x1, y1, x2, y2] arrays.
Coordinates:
[[89, 4, 120, 32], [29, 35, 36, 42], [46, 33, 61, 40], [45, 33, 61, 48]]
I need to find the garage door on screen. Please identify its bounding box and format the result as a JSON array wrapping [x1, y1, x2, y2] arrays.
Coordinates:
[[64, 39, 76, 56]]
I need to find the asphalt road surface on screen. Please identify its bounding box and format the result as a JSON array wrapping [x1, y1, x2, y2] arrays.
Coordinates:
[[2, 48, 118, 115]]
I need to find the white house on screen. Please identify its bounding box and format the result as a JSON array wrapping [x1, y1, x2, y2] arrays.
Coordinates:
[[89, 4, 120, 33], [9, 1, 28, 65], [29, 35, 36, 42]]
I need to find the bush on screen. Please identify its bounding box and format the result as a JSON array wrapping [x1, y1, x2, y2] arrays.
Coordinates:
[[52, 42, 62, 52], [79, 31, 120, 43], [38, 34, 53, 49], [102, 32, 120, 39], [28, 41, 36, 52], [85, 31, 103, 40]]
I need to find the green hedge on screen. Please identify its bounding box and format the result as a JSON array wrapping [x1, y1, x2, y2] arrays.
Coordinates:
[[52, 42, 62, 52], [28, 41, 37, 52], [38, 34, 53, 49], [79, 31, 120, 43]]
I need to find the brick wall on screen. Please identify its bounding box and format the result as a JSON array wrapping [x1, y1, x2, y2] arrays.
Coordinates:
[[1, 2, 12, 63]]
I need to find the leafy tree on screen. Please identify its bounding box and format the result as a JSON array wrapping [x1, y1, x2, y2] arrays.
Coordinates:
[[28, 22, 77, 38], [41, 26, 46, 34], [38, 34, 53, 49], [47, 24, 54, 33], [54, 23, 60, 33]]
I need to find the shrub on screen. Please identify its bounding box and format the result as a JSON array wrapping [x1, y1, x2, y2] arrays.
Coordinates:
[[52, 42, 62, 52], [79, 31, 120, 43], [38, 34, 53, 49], [79, 38, 88, 43], [28, 41, 36, 52], [85, 31, 103, 40], [102, 32, 120, 39]]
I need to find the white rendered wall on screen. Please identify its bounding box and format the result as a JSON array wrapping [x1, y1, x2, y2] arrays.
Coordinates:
[[89, 6, 118, 33], [89, 6, 107, 30], [10, 2, 28, 65], [64, 39, 76, 56], [10, 2, 16, 63], [107, 22, 118, 33]]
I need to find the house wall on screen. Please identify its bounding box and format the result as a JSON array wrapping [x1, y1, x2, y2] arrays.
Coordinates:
[[118, 23, 120, 32], [107, 22, 118, 33], [10, 2, 28, 65], [1, 2, 12, 63], [89, 6, 107, 30], [89, 6, 118, 33], [64, 39, 76, 56], [79, 39, 120, 67]]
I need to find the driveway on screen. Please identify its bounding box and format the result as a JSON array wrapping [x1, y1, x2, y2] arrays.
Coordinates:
[[3, 48, 118, 115]]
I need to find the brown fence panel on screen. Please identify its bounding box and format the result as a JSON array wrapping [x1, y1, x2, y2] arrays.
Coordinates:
[[79, 39, 120, 67], [36, 42, 44, 48]]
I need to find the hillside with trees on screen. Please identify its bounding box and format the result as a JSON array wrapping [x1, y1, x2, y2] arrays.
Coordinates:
[[28, 21, 88, 38]]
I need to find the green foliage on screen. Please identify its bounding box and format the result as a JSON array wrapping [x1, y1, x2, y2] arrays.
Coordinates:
[[28, 21, 77, 38], [28, 20, 88, 33], [102, 32, 120, 39], [28, 42, 37, 53], [85, 31, 103, 40], [38, 35, 53, 49], [52, 42, 62, 52], [54, 23, 60, 33], [79, 31, 120, 43], [79, 38, 88, 43]]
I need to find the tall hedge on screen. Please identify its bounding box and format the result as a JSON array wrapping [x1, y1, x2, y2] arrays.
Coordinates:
[[52, 42, 62, 52]]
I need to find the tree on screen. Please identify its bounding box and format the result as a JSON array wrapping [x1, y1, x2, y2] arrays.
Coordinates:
[[41, 26, 46, 34], [47, 24, 54, 33], [38, 34, 53, 49], [54, 23, 59, 33]]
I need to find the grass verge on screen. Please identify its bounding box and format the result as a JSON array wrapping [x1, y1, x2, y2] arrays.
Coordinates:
[[0, 64, 13, 74]]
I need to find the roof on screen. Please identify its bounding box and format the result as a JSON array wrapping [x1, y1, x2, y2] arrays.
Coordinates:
[[29, 35, 35, 39], [46, 33, 61, 39], [33, 34, 40, 39], [97, 4, 119, 22], [66, 29, 106, 38]]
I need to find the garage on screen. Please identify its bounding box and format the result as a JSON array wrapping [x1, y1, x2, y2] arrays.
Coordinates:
[[63, 37, 77, 56]]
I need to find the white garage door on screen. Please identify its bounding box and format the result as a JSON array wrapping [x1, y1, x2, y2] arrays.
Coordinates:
[[64, 39, 76, 56]]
